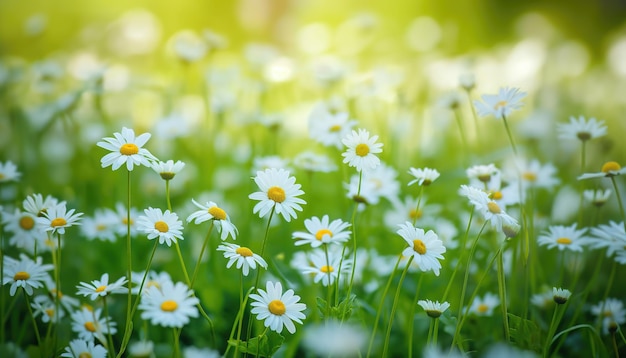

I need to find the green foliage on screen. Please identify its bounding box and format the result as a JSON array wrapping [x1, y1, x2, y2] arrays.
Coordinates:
[[508, 313, 542, 353], [316, 294, 358, 321], [228, 331, 285, 358]]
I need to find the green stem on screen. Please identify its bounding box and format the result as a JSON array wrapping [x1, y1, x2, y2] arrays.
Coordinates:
[[543, 304, 560, 358], [382, 256, 413, 358], [497, 248, 510, 342], [102, 296, 117, 358], [442, 209, 474, 302], [610, 177, 626, 233], [324, 245, 332, 319], [343, 170, 363, 318], [120, 170, 133, 356], [172, 327, 181, 358], [502, 114, 518, 156], [433, 318, 440, 346], [407, 274, 424, 358], [23, 290, 43, 356], [190, 222, 215, 289]]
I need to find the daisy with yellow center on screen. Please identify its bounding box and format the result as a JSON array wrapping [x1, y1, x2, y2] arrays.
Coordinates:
[[537, 223, 591, 252], [579, 161, 626, 180], [469, 292, 499, 316], [97, 127, 157, 171], [341, 128, 383, 172], [61, 339, 108, 358], [473, 87, 526, 120], [36, 202, 83, 236], [249, 168, 306, 222], [137, 207, 184, 247], [187, 199, 238, 240], [0, 160, 21, 183], [139, 281, 199, 328], [292, 215, 351, 248], [76, 273, 128, 301], [80, 208, 118, 243], [30, 295, 65, 324], [459, 184, 519, 234], [70, 307, 117, 343], [216, 242, 268, 276], [2, 254, 53, 296], [2, 208, 48, 254], [130, 270, 172, 295], [300, 248, 350, 286], [397, 222, 446, 276], [249, 281, 307, 334], [308, 104, 356, 149], [150, 159, 185, 181]]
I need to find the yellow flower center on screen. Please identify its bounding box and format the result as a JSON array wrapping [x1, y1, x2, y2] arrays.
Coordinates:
[[19, 216, 35, 230], [52, 288, 63, 299], [96, 224, 106, 232], [602, 161, 621, 173], [154, 220, 169, 233], [268, 299, 286, 315], [321, 265, 334, 273], [522, 172, 537, 182], [50, 218, 67, 227], [355, 143, 370, 157], [413, 239, 427, 255], [409, 209, 422, 220], [556, 237, 572, 245], [236, 247, 253, 257], [120, 143, 139, 156], [267, 186, 286, 203], [329, 124, 342, 132], [477, 304, 489, 313], [95, 285, 107, 293], [14, 271, 30, 281], [45, 308, 55, 318], [491, 191, 503, 200], [208, 206, 227, 220], [79, 353, 92, 358], [122, 217, 134, 225], [161, 300, 178, 312], [146, 280, 160, 289], [84, 321, 97, 332], [487, 201, 501, 214], [315, 229, 333, 241], [494, 100, 508, 109], [0, 173, 4, 180]]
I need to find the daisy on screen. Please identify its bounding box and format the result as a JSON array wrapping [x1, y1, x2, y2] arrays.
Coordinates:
[[557, 115, 607, 141], [466, 164, 500, 188], [341, 128, 383, 172], [507, 158, 560, 191], [43, 276, 80, 313], [308, 107, 357, 149], [588, 221, 626, 258], [591, 298, 626, 335], [583, 189, 611, 207], [362, 162, 401, 202], [23, 193, 59, 217], [2, 208, 47, 254], [131, 270, 173, 295], [139, 280, 199, 328], [293, 151, 337, 173], [249, 281, 306, 334], [216, 243, 267, 276], [70, 307, 116, 343], [61, 339, 107, 358], [252, 155, 292, 174], [418, 299, 451, 318], [459, 185, 519, 233], [578, 161, 626, 180], [36, 202, 83, 235], [2, 254, 53, 296], [80, 208, 118, 242], [76, 273, 128, 301], [0, 160, 21, 182], [552, 287, 571, 304], [302, 321, 367, 357], [128, 340, 155, 358], [408, 167, 440, 186], [469, 292, 499, 316], [292, 215, 351, 248], [186, 199, 238, 240], [248, 168, 306, 222], [397, 222, 446, 276], [151, 159, 185, 180], [137, 207, 184, 246], [299, 248, 351, 286], [531, 289, 555, 310], [344, 172, 381, 209], [113, 202, 139, 237], [31, 294, 64, 323], [537, 224, 590, 252], [473, 87, 526, 120], [97, 127, 157, 171]]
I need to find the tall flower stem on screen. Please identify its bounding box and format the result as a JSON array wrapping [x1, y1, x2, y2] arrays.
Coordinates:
[[172, 327, 181, 358], [407, 274, 424, 357], [324, 245, 332, 319], [496, 247, 510, 342], [53, 232, 62, 352], [543, 302, 567, 358], [343, 170, 363, 312], [102, 296, 117, 358], [120, 170, 133, 356], [190, 222, 215, 289], [609, 177, 626, 233], [23, 290, 43, 357], [412, 185, 424, 226], [382, 256, 414, 358], [502, 114, 518, 156], [442, 210, 474, 301]]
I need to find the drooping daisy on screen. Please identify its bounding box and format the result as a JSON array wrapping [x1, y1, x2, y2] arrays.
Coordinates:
[[552, 287, 571, 304], [537, 224, 590, 252], [459, 185, 519, 233], [578, 161, 626, 180], [299, 248, 351, 287], [591, 298, 626, 335], [473, 87, 526, 120], [70, 307, 116, 343], [397, 222, 446, 276], [2, 254, 53, 296], [0, 160, 21, 182], [36, 202, 83, 235], [583, 189, 611, 207], [293, 151, 337, 173], [186, 199, 238, 240], [151, 159, 185, 180], [216, 243, 267, 276], [557, 115, 607, 141], [2, 208, 47, 254], [61, 339, 107, 358], [408, 167, 440, 186], [139, 280, 199, 328], [80, 208, 118, 242], [137, 207, 184, 246], [469, 292, 499, 316], [341, 128, 383, 172], [249, 168, 306, 222], [76, 273, 128, 301], [292, 215, 351, 248], [23, 193, 59, 217], [418, 299, 451, 318], [249, 281, 306, 334], [97, 127, 157, 171]]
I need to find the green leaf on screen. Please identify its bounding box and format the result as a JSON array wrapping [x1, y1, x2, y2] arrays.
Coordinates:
[[507, 313, 542, 352], [317, 294, 358, 321], [228, 332, 284, 357]]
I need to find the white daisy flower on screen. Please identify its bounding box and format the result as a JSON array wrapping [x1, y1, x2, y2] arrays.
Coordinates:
[[459, 73, 475, 91], [70, 307, 116, 343], [531, 289, 555, 309], [0, 160, 21, 182], [252, 155, 292, 174], [80, 208, 118, 242], [2, 254, 53, 296], [418, 299, 451, 318], [301, 320, 367, 357], [473, 87, 526, 120], [216, 243, 267, 276], [397, 222, 446, 276], [249, 281, 307, 334], [469, 292, 499, 316], [537, 224, 590, 252], [76, 273, 128, 301], [128, 340, 155, 358], [97, 127, 157, 171], [408, 167, 440, 186], [591, 298, 626, 335], [459, 185, 519, 233], [151, 159, 185, 180], [183, 346, 222, 358], [113, 202, 139, 237], [362, 162, 401, 202], [248, 168, 306, 222], [23, 193, 59, 217], [299, 248, 351, 287], [36, 202, 83, 236], [344, 172, 382, 209], [466, 163, 500, 187], [293, 151, 337, 173], [186, 199, 238, 240], [139, 280, 200, 328], [44, 276, 80, 313], [2, 208, 47, 254], [557, 115, 607, 141], [588, 221, 626, 258], [309, 107, 357, 149], [583, 189, 611, 207], [578, 161, 626, 180], [511, 158, 560, 190], [137, 207, 184, 246], [341, 128, 383, 172], [31, 294, 64, 323], [292, 215, 351, 248], [552, 287, 571, 304], [61, 339, 107, 358], [131, 270, 173, 295]]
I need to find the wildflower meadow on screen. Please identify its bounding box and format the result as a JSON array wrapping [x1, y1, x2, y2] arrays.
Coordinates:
[[1, 2, 626, 357]]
